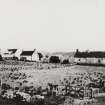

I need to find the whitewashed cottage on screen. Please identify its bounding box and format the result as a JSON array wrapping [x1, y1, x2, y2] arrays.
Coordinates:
[[74, 50, 105, 65], [20, 49, 39, 61], [2, 49, 18, 60]]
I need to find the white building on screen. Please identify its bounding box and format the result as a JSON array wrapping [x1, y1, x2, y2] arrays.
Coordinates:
[[74, 51, 105, 65], [2, 49, 19, 60], [20, 49, 39, 61]]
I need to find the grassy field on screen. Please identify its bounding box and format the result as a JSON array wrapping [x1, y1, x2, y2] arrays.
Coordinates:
[[1, 65, 105, 87], [0, 64, 105, 105], [16, 65, 105, 88]]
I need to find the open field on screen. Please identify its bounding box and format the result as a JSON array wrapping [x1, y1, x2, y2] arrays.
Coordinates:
[[1, 65, 105, 88], [21, 65, 105, 80], [0, 64, 105, 92], [0, 63, 105, 105], [19, 65, 105, 87]]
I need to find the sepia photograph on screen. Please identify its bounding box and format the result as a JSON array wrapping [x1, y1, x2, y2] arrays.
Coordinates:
[[0, 0, 105, 105]]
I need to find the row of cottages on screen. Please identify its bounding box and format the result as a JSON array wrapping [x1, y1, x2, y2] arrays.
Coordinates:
[[74, 51, 105, 64], [1, 49, 40, 61]]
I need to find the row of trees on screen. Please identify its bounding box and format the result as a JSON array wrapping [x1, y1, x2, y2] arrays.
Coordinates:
[[49, 56, 69, 64]]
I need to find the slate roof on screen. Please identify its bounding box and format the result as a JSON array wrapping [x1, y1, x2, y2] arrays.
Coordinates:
[[20, 51, 34, 56], [8, 49, 17, 54], [74, 51, 105, 58]]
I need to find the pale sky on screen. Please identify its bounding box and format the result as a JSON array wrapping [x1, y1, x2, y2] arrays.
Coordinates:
[[0, 0, 105, 52]]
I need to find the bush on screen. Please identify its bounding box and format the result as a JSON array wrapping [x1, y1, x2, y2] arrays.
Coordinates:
[[13, 94, 24, 102], [49, 56, 60, 63], [62, 59, 69, 64], [1, 83, 10, 90], [20, 57, 26, 61], [0, 97, 17, 105], [44, 96, 65, 105], [12, 56, 18, 60], [0, 55, 3, 61]]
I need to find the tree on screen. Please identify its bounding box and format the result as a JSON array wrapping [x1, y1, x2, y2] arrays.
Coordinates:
[[1, 83, 10, 90], [49, 56, 60, 63], [0, 55, 3, 61], [38, 53, 43, 60], [62, 59, 69, 64], [13, 56, 18, 60]]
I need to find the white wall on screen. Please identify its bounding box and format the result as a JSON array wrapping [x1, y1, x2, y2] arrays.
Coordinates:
[[20, 56, 32, 61], [102, 58, 105, 64], [2, 49, 15, 58], [74, 58, 80, 63], [15, 49, 22, 59], [74, 58, 87, 63], [32, 51, 39, 61], [74, 57, 104, 64]]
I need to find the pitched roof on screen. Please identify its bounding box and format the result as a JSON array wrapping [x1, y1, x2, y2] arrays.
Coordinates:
[[20, 51, 34, 56], [74, 51, 105, 58], [8, 49, 17, 54]]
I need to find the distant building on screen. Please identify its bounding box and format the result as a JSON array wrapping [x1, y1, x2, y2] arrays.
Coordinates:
[[2, 49, 18, 60], [20, 49, 39, 61], [74, 50, 105, 65], [51, 52, 75, 64]]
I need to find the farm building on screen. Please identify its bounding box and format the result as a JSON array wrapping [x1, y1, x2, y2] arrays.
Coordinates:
[[51, 52, 75, 64], [74, 50, 105, 65], [2, 49, 19, 60], [20, 49, 39, 61]]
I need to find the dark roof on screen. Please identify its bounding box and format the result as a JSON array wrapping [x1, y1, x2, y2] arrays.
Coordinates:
[[74, 51, 105, 58], [20, 51, 34, 56], [8, 49, 17, 54], [38, 52, 43, 58]]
